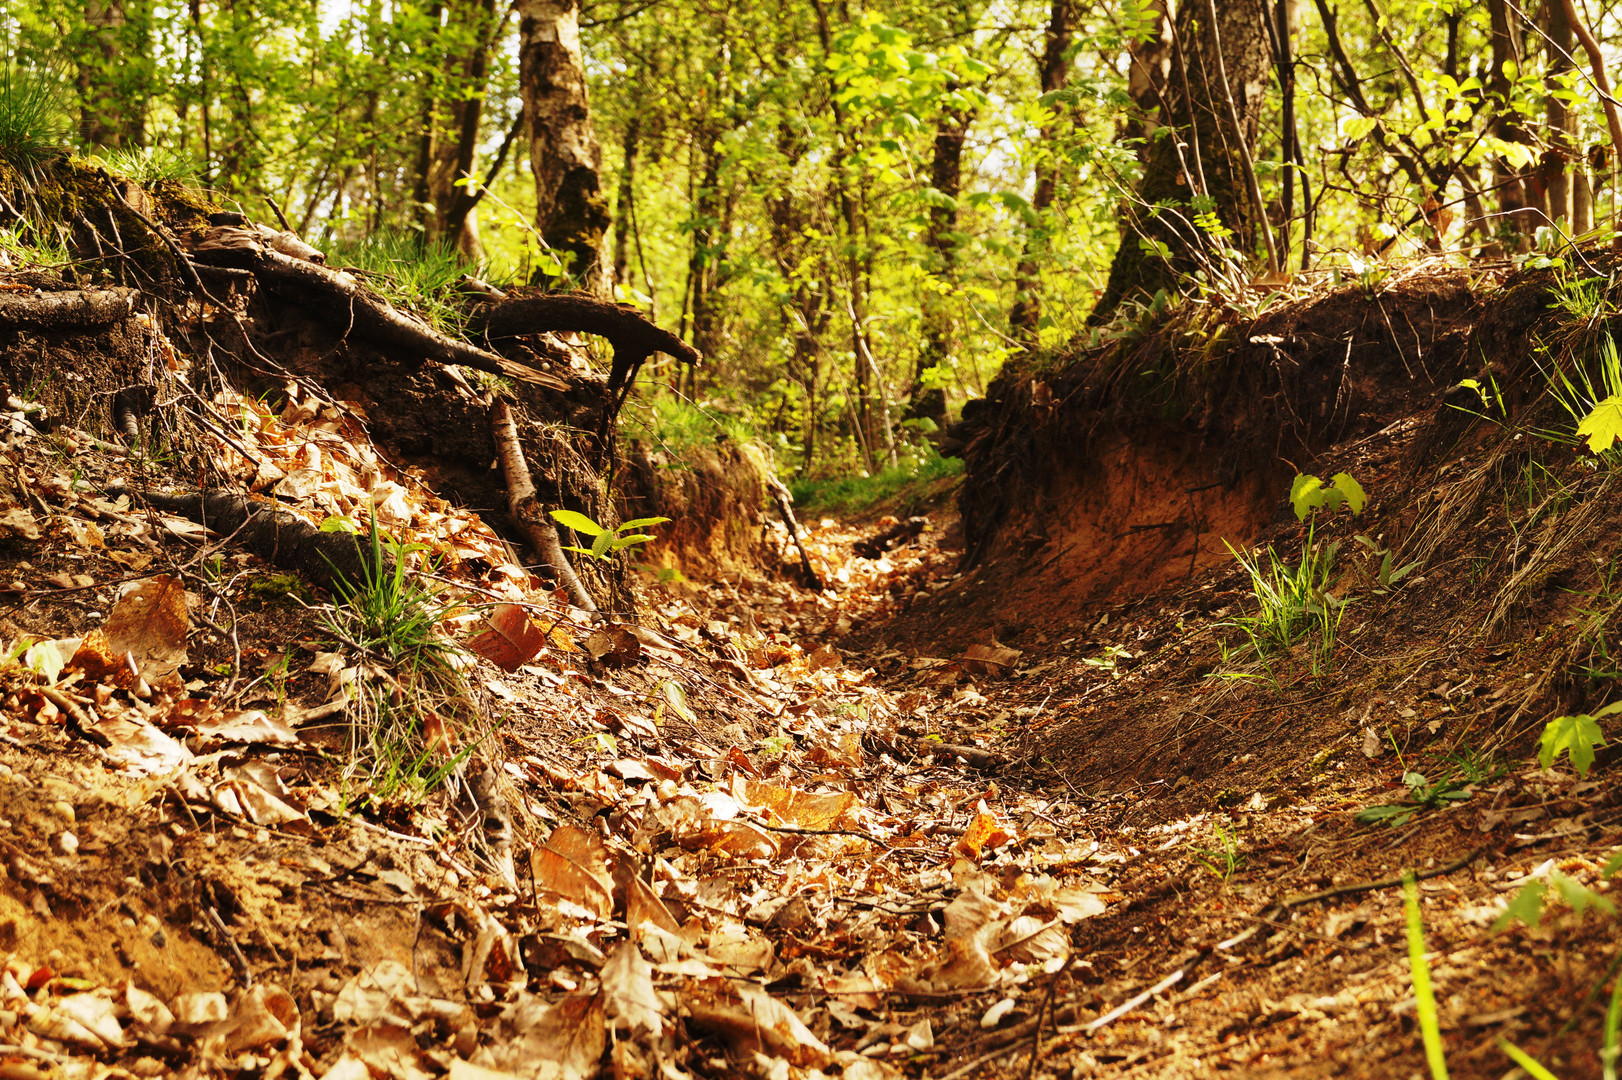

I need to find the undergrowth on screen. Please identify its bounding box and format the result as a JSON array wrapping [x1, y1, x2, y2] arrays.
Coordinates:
[[321, 518, 481, 805], [790, 444, 963, 516]]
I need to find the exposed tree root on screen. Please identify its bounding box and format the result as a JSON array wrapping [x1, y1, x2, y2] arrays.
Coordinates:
[[489, 400, 597, 613], [187, 232, 572, 392], [474, 293, 700, 410], [765, 476, 823, 592], [0, 288, 139, 331], [108, 486, 379, 589]]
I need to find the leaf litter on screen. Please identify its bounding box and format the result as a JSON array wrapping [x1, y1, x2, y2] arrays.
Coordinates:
[[3, 335, 1622, 1079]]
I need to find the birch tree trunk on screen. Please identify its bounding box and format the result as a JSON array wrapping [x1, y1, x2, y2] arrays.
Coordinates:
[[517, 0, 612, 298]]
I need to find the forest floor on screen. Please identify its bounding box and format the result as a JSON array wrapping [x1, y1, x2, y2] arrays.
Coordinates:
[[3, 263, 1621, 1080]]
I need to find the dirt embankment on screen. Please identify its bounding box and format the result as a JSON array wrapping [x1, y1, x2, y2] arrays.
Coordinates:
[[910, 267, 1485, 650]]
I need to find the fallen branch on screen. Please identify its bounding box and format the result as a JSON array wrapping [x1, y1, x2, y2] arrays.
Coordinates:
[[189, 233, 571, 392], [0, 287, 138, 331], [913, 739, 1001, 772], [765, 476, 823, 592], [489, 400, 597, 613], [853, 515, 927, 559]]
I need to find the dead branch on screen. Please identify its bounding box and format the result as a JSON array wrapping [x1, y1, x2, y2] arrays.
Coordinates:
[[853, 516, 927, 560], [0, 287, 138, 331], [765, 475, 823, 591], [188, 232, 571, 392], [489, 400, 597, 613]]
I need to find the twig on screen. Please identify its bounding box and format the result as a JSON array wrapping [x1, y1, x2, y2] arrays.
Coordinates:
[[1083, 968, 1184, 1034], [746, 818, 885, 846], [1025, 962, 1068, 1080], [206, 905, 254, 987]]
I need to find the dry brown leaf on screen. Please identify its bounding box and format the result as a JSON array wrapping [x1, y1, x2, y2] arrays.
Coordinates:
[[466, 604, 549, 672], [601, 942, 661, 1038], [742, 781, 857, 832], [685, 984, 831, 1069], [530, 824, 614, 918], [101, 574, 190, 686]]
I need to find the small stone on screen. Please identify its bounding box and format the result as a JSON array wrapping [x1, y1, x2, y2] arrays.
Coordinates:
[[53, 831, 78, 856], [51, 800, 75, 824]]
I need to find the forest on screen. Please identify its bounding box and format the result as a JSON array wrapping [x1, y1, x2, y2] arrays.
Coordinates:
[[8, 0, 1622, 1078], [11, 0, 1620, 476]]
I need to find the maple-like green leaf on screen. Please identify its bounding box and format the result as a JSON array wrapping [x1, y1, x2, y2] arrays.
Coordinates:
[[1539, 712, 1604, 775], [1493, 878, 1548, 930], [1576, 395, 1622, 453], [1330, 472, 1367, 515]]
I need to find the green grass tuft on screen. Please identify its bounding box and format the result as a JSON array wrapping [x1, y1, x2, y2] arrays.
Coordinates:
[[326, 230, 479, 336], [0, 57, 69, 168]]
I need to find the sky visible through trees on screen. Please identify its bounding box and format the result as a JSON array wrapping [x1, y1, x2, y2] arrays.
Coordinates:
[[4, 0, 1620, 475]]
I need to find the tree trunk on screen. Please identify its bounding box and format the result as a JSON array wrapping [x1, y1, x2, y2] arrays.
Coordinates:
[[612, 116, 640, 287], [78, 0, 145, 149], [1009, 0, 1074, 344], [1543, 0, 1573, 231], [1488, 0, 1536, 243], [1089, 0, 1271, 324], [517, 0, 612, 298], [911, 100, 972, 426]]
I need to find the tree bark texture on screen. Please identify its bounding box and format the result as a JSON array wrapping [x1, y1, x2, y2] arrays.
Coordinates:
[[1009, 0, 1074, 345], [910, 100, 972, 425], [517, 0, 612, 299], [1090, 0, 1272, 323]]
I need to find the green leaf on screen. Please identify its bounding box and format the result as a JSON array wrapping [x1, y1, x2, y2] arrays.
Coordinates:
[[1604, 849, 1622, 879], [589, 530, 614, 559], [319, 515, 359, 533], [1552, 870, 1616, 917], [1290, 474, 1327, 521], [1403, 873, 1450, 1080], [561, 545, 597, 558], [550, 510, 607, 536], [1494, 878, 1548, 930], [1354, 803, 1416, 825], [1330, 472, 1367, 515], [1577, 395, 1622, 453], [1539, 712, 1606, 775], [617, 517, 671, 531], [609, 533, 656, 551]]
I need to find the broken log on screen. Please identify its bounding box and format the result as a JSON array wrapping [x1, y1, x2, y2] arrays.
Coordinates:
[[489, 400, 597, 613], [0, 287, 138, 331], [188, 233, 571, 392], [473, 293, 700, 408]]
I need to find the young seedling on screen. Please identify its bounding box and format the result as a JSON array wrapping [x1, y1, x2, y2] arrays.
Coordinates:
[[550, 510, 670, 561]]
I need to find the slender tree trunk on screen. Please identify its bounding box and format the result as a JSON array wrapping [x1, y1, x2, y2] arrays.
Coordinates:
[[612, 116, 640, 287], [79, 0, 145, 148], [1543, 0, 1572, 231], [1009, 0, 1074, 344], [517, 0, 612, 297], [1090, 0, 1272, 323], [1488, 0, 1535, 243], [910, 100, 972, 426]]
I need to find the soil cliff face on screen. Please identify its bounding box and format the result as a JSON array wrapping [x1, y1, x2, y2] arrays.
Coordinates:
[[916, 269, 1484, 648]]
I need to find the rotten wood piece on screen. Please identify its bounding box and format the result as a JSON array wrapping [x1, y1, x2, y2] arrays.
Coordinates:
[[853, 516, 927, 560], [489, 399, 597, 613], [0, 287, 138, 331], [188, 231, 571, 392], [474, 293, 700, 408], [765, 475, 823, 592]]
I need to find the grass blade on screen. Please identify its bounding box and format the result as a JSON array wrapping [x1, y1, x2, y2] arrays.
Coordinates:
[[1403, 872, 1449, 1080], [1496, 1036, 1561, 1080]]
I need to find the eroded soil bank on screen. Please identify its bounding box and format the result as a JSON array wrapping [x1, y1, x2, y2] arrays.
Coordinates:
[[4, 201, 1622, 1080]]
